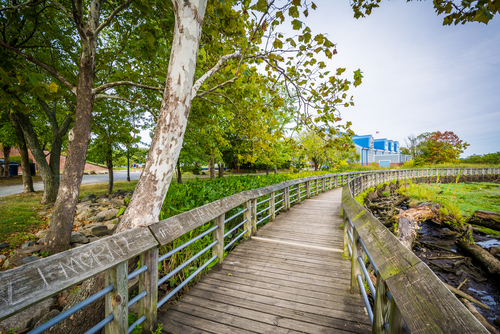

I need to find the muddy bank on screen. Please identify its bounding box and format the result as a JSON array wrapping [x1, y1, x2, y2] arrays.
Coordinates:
[[362, 182, 500, 331]]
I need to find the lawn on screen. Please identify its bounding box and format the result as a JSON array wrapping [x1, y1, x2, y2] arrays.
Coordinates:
[[0, 175, 43, 186], [0, 181, 139, 249]]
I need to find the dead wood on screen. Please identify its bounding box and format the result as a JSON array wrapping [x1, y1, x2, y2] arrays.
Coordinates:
[[456, 239, 500, 277], [445, 283, 489, 310], [460, 298, 499, 334], [397, 217, 418, 249]]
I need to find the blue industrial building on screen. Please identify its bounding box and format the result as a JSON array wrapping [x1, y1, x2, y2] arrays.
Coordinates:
[[352, 134, 410, 167]]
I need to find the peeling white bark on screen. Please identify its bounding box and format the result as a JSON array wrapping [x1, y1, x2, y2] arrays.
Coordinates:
[[117, 0, 208, 231]]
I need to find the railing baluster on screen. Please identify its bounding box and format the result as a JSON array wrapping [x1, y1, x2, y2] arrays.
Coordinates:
[[251, 198, 257, 233], [105, 261, 128, 334], [212, 214, 225, 270], [244, 200, 253, 237], [350, 229, 362, 295], [372, 271, 388, 334], [139, 249, 158, 333], [306, 181, 311, 199]]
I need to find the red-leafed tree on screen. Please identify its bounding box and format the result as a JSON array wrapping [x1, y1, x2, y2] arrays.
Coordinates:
[[422, 131, 469, 164]]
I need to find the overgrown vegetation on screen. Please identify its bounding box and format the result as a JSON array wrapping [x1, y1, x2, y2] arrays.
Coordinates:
[[398, 182, 500, 225]]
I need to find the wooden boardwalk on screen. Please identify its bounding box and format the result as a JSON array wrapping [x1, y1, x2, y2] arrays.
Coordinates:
[[158, 188, 371, 334]]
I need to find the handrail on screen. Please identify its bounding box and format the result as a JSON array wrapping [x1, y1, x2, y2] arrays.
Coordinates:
[[1, 167, 498, 333], [0, 170, 369, 333], [341, 167, 500, 333]]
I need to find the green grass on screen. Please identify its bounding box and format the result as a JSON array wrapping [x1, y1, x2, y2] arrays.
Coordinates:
[[398, 181, 500, 226], [0, 175, 43, 186]]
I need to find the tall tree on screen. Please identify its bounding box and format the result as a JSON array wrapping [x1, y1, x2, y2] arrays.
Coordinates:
[[119, 0, 359, 231], [1, 0, 168, 253]]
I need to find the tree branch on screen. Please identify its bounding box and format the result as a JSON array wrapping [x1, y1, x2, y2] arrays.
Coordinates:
[[0, 0, 34, 13], [48, 0, 74, 21], [94, 93, 150, 109], [92, 81, 164, 94], [0, 40, 77, 93], [192, 51, 240, 96], [94, 0, 134, 36]]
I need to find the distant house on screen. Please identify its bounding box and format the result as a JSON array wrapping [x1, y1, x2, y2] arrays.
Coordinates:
[[352, 134, 410, 167]]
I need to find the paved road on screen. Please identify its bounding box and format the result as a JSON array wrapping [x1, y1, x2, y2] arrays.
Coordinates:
[[0, 172, 143, 198]]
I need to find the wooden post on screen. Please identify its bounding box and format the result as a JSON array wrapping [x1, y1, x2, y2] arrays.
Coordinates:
[[252, 198, 257, 233], [139, 248, 158, 334], [322, 178, 326, 192], [269, 192, 276, 220], [284, 186, 290, 211], [105, 261, 128, 334], [372, 271, 388, 334], [244, 200, 253, 238], [343, 210, 349, 257], [388, 298, 406, 334], [212, 214, 225, 270], [335, 175, 338, 188], [350, 230, 362, 295], [306, 181, 311, 199], [297, 184, 301, 203]]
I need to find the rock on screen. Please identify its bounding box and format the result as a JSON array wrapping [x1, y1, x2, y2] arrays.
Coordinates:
[[72, 243, 87, 248], [111, 198, 125, 206], [15, 245, 42, 255], [3, 253, 26, 268], [104, 223, 117, 234], [97, 208, 118, 221], [21, 240, 36, 248], [36, 235, 47, 245], [76, 211, 93, 220], [77, 200, 92, 209], [70, 234, 89, 244], [97, 198, 112, 205], [0, 297, 54, 333], [32, 309, 61, 329], [0, 242, 10, 249], [87, 236, 102, 243], [15, 256, 41, 265], [35, 230, 48, 238], [37, 211, 48, 217], [491, 247, 500, 257], [107, 218, 120, 225], [88, 215, 105, 223], [74, 221, 84, 228], [91, 225, 109, 237], [81, 194, 97, 203], [0, 255, 6, 261]]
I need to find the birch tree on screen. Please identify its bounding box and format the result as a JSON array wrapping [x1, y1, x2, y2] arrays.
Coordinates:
[[117, 0, 361, 231]]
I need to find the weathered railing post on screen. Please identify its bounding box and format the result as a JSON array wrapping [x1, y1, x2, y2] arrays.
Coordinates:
[[212, 214, 225, 270], [244, 200, 253, 237], [388, 298, 405, 334], [306, 181, 311, 199], [251, 198, 257, 233], [343, 211, 349, 256], [350, 230, 362, 295], [297, 183, 302, 203], [372, 271, 389, 334], [335, 175, 338, 188], [285, 186, 290, 211], [322, 178, 326, 192], [139, 249, 159, 333], [269, 192, 276, 220], [105, 262, 128, 334]]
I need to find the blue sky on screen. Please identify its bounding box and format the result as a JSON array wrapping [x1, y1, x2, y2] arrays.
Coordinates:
[[301, 1, 500, 156]]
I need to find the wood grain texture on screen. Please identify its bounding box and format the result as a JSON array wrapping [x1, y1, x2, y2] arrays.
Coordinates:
[[0, 227, 157, 321], [158, 188, 371, 333], [385, 262, 489, 333], [105, 261, 128, 334], [139, 248, 159, 334]]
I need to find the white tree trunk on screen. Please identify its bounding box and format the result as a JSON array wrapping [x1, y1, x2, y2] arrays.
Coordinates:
[[116, 0, 207, 232]]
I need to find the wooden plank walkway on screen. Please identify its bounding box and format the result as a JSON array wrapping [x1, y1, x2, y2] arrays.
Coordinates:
[[158, 188, 371, 334]]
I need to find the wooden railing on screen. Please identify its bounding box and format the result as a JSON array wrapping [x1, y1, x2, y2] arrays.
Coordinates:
[[342, 167, 500, 334], [0, 171, 372, 334]]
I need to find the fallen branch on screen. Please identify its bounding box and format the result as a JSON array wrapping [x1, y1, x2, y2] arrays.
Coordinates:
[[445, 283, 489, 310], [460, 298, 499, 334]]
